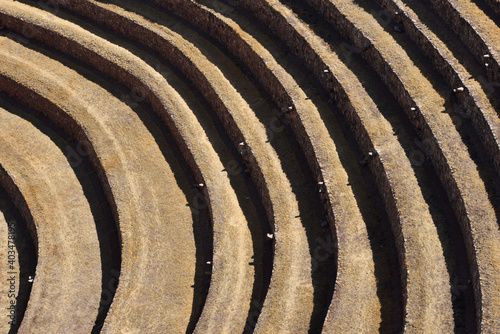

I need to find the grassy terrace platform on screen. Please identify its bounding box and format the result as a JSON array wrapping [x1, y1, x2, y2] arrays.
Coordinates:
[[57, 1, 352, 332], [0, 0, 498, 332]]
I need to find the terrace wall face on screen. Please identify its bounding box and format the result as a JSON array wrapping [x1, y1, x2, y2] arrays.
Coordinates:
[[71, 0, 289, 234], [85, 3, 276, 230], [1, 0, 496, 331], [0, 164, 37, 246]]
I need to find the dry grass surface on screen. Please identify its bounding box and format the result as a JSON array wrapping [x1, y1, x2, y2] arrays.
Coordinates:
[[0, 104, 101, 333], [0, 0, 498, 332], [386, 0, 500, 173]]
